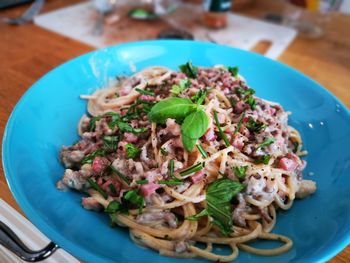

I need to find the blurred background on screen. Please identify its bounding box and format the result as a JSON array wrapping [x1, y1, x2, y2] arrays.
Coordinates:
[[0, 0, 349, 262]]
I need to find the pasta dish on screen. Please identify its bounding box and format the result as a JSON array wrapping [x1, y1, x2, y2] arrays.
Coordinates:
[[57, 63, 316, 261]]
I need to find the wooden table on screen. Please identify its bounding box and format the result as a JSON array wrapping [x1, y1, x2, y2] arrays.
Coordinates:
[[0, 0, 349, 262]]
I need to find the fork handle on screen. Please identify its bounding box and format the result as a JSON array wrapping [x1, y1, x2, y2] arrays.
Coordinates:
[[0, 221, 59, 262]]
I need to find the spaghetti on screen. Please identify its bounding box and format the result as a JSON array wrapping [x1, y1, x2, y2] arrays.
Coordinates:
[[57, 63, 316, 261]]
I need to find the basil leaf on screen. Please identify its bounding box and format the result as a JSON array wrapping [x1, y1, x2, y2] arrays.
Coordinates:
[[256, 138, 276, 150], [105, 200, 121, 213], [103, 135, 119, 152], [181, 110, 208, 151], [185, 178, 245, 235], [81, 149, 105, 165], [206, 178, 245, 235], [148, 97, 196, 124], [228, 66, 239, 77], [87, 178, 108, 199], [186, 209, 209, 221], [179, 61, 198, 78], [206, 178, 245, 203], [245, 117, 267, 133], [125, 143, 140, 159], [171, 78, 190, 96], [233, 166, 248, 180], [191, 88, 208, 105], [255, 155, 271, 165]]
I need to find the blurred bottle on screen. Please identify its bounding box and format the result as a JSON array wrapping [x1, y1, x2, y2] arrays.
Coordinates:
[[202, 0, 232, 29], [283, 0, 342, 38]]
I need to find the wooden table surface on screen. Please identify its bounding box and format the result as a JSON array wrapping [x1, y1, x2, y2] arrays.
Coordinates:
[[0, 0, 349, 262]]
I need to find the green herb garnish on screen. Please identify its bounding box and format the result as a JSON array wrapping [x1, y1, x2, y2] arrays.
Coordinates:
[[256, 138, 276, 150], [229, 97, 237, 108], [179, 61, 198, 78], [236, 87, 255, 97], [81, 149, 106, 165], [169, 159, 175, 178], [196, 144, 207, 158], [158, 180, 183, 185], [136, 179, 149, 185], [181, 110, 209, 151], [124, 189, 144, 211], [233, 166, 248, 180], [255, 155, 271, 165], [186, 178, 245, 235], [245, 116, 267, 133], [125, 143, 140, 159], [87, 178, 108, 199], [118, 122, 146, 134], [135, 88, 155, 96], [89, 116, 101, 131], [228, 66, 239, 77], [102, 135, 119, 152], [110, 165, 131, 185], [104, 112, 120, 129], [160, 147, 168, 156], [149, 97, 208, 152], [186, 209, 209, 221], [171, 78, 190, 96], [109, 184, 117, 195], [234, 112, 246, 136], [245, 96, 257, 110], [191, 88, 209, 105], [148, 97, 196, 124], [105, 200, 121, 213], [213, 111, 230, 146], [179, 162, 203, 177]]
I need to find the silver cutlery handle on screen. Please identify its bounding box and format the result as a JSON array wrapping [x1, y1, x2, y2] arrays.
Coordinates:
[[0, 221, 59, 262]]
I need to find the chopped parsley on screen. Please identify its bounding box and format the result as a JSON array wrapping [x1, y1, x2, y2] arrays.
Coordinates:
[[179, 61, 198, 78], [125, 143, 140, 159]]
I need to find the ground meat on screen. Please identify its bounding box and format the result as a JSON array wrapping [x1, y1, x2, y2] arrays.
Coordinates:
[[60, 150, 85, 168], [61, 169, 87, 190], [232, 193, 247, 227]]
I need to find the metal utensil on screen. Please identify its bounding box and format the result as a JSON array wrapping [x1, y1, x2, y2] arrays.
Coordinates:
[[0, 221, 59, 262], [1, 0, 44, 25]]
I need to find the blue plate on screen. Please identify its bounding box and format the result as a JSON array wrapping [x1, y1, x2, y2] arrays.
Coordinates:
[[2, 41, 350, 263]]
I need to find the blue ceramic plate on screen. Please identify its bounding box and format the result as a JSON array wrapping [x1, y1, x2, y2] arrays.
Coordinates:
[[2, 41, 350, 263]]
